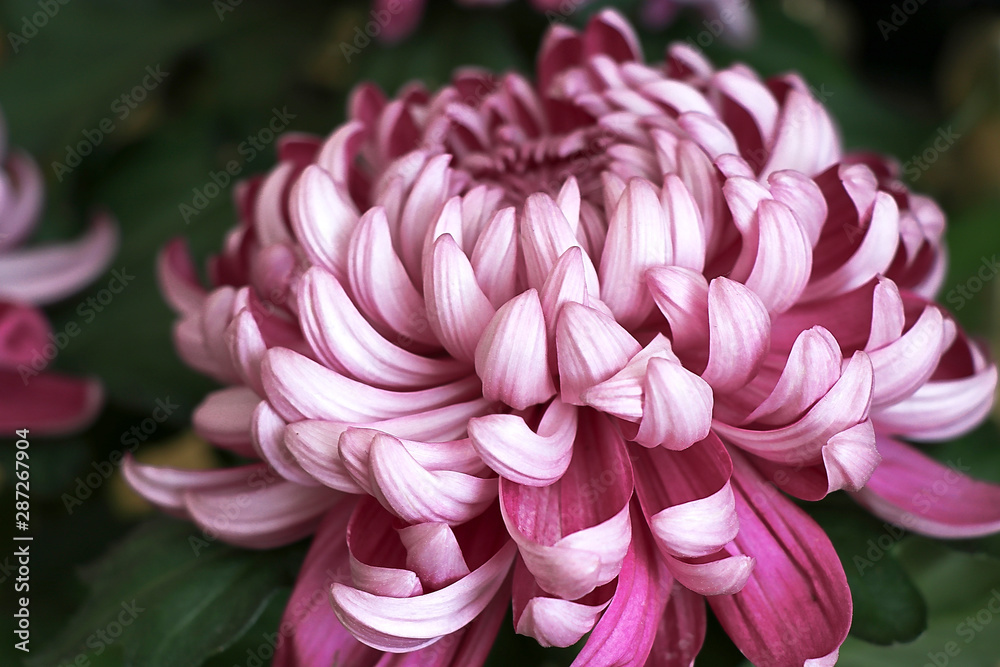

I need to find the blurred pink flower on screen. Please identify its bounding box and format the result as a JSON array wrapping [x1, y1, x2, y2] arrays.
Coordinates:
[[374, 0, 755, 46], [0, 110, 117, 435], [130, 10, 999, 667]]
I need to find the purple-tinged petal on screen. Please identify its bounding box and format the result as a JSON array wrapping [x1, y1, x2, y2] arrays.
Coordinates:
[[582, 9, 641, 63], [0, 369, 102, 436], [471, 207, 520, 308], [633, 357, 713, 449], [521, 193, 599, 294], [661, 174, 707, 272], [398, 154, 452, 280], [644, 582, 706, 667], [398, 523, 471, 591], [744, 198, 813, 313], [251, 400, 320, 486], [157, 238, 205, 315], [646, 266, 710, 354]]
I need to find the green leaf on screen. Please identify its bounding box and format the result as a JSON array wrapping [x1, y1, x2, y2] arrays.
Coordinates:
[[808, 503, 928, 645], [28, 518, 306, 667]]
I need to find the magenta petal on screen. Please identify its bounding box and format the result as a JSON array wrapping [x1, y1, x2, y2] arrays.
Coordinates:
[[710, 450, 852, 667], [468, 399, 577, 486], [714, 351, 874, 466], [274, 498, 381, 667], [500, 411, 633, 600], [644, 581, 706, 667], [572, 502, 670, 666], [0, 369, 102, 436], [634, 434, 738, 558], [853, 436, 1000, 538]]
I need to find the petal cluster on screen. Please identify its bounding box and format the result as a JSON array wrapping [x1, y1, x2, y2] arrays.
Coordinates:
[[0, 109, 117, 435], [131, 12, 998, 667]]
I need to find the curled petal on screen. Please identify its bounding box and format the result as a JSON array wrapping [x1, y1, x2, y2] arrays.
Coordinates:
[[701, 277, 770, 393], [556, 302, 640, 405], [192, 386, 257, 456], [468, 399, 577, 486], [425, 234, 496, 363], [633, 357, 713, 450], [291, 166, 357, 280]]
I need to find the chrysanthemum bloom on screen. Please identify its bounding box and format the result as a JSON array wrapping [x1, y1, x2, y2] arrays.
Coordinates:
[[0, 110, 116, 435], [129, 10, 1000, 666], [373, 0, 755, 47]]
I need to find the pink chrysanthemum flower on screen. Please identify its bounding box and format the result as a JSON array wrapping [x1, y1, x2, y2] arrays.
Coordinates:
[[374, 0, 755, 46], [0, 109, 116, 435], [128, 11, 1000, 667]]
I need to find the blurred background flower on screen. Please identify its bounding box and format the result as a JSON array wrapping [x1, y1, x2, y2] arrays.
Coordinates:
[[2, 1, 1000, 666]]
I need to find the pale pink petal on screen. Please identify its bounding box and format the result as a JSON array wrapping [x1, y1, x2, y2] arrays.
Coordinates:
[[191, 386, 257, 455], [291, 165, 357, 280], [468, 399, 577, 486], [475, 289, 556, 410], [701, 277, 770, 393], [157, 238, 206, 315], [425, 234, 496, 363], [555, 302, 640, 405]]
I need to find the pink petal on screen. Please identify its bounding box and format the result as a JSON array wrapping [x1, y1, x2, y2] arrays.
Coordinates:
[[0, 213, 118, 305], [714, 351, 873, 466], [468, 399, 577, 486], [661, 174, 707, 272], [397, 523, 471, 591], [398, 154, 452, 280], [425, 234, 496, 363], [853, 436, 1000, 538], [582, 9, 642, 63], [368, 433, 498, 525], [348, 206, 438, 348], [599, 178, 670, 328], [500, 411, 633, 600], [191, 386, 257, 455], [251, 400, 319, 486], [299, 266, 468, 389], [331, 541, 516, 651], [520, 193, 598, 294], [701, 277, 770, 393], [710, 450, 852, 667], [555, 302, 640, 405], [634, 434, 738, 558], [761, 89, 840, 178], [291, 165, 357, 280], [744, 198, 813, 313], [470, 207, 520, 308], [633, 357, 713, 449], [646, 266, 710, 354], [262, 347, 481, 422], [475, 289, 556, 410]]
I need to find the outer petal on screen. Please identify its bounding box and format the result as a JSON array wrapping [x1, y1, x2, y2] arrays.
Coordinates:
[[709, 450, 852, 667], [274, 499, 382, 667], [853, 436, 1000, 538], [644, 582, 706, 667], [0, 369, 102, 436], [0, 214, 118, 305]]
